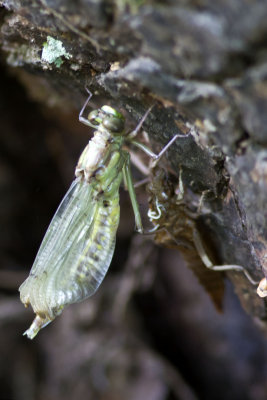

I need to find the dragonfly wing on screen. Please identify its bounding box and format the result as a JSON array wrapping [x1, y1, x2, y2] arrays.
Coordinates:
[[19, 179, 97, 316], [19, 178, 120, 338], [55, 192, 120, 304]]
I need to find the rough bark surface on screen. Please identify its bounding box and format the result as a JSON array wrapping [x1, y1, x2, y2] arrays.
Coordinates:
[[1, 1, 267, 400]]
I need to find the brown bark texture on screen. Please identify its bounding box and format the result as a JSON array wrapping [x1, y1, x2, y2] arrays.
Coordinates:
[[1, 1, 267, 399]]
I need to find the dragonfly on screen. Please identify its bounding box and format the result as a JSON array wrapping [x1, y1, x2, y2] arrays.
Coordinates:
[[19, 89, 183, 339]]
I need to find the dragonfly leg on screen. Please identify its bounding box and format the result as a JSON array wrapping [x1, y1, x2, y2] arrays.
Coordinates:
[[152, 133, 189, 165], [129, 150, 150, 176], [133, 177, 150, 189], [192, 229, 259, 285], [79, 87, 95, 127], [128, 105, 154, 139], [131, 132, 191, 166]]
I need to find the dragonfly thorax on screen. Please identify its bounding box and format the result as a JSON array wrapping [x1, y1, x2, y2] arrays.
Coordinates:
[[88, 105, 125, 135]]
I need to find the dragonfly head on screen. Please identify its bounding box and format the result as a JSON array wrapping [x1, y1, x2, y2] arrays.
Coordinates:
[[88, 105, 125, 135]]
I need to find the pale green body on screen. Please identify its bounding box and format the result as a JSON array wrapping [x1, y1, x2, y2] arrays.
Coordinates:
[[19, 112, 141, 339]]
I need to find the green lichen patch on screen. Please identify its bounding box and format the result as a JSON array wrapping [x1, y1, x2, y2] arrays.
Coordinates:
[[41, 36, 72, 68]]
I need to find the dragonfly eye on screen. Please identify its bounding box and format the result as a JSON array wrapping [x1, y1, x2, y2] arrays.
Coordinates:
[[103, 115, 125, 133], [88, 110, 101, 125]]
